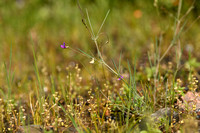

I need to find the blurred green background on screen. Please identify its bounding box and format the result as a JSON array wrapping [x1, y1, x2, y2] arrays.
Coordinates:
[[0, 0, 200, 93]]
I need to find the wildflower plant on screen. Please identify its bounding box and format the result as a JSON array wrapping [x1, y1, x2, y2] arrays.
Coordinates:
[[59, 1, 145, 130], [61, 3, 123, 80]]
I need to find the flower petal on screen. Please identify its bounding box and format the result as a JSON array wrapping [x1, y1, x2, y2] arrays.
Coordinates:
[[60, 45, 65, 48], [118, 75, 123, 80], [89, 58, 95, 64]]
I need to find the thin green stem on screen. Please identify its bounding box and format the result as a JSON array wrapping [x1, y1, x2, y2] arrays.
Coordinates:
[[93, 39, 118, 76]]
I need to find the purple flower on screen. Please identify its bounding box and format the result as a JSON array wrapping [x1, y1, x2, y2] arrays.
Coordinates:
[[60, 42, 68, 49], [118, 75, 123, 80]]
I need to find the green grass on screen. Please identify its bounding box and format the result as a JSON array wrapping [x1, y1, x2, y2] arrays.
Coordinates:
[[0, 0, 200, 132]]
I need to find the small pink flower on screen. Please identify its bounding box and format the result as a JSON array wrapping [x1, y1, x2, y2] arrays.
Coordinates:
[[60, 42, 67, 48], [118, 75, 123, 80]]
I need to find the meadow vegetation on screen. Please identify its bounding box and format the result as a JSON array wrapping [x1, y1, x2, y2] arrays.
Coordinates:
[[0, 0, 200, 132]]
